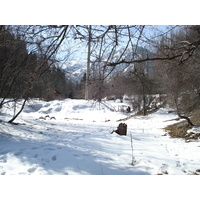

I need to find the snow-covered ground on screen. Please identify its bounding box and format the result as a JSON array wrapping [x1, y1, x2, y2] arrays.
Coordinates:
[[0, 99, 200, 175]]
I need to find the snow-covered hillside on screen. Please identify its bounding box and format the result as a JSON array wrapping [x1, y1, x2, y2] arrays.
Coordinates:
[[0, 99, 200, 175], [61, 59, 87, 82], [60, 46, 153, 83]]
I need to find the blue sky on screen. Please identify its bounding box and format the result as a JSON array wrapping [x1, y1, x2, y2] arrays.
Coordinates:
[[61, 25, 177, 62]]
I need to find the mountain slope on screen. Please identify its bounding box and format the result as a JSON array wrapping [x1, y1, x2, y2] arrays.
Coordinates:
[[61, 46, 153, 82]]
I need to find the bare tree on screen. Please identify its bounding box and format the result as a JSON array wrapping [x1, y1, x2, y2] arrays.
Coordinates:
[[3, 25, 200, 122], [0, 25, 71, 123], [85, 25, 92, 100], [153, 25, 200, 125]]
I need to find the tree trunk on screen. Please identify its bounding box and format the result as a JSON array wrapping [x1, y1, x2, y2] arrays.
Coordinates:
[[8, 98, 27, 124], [85, 25, 92, 100], [142, 83, 147, 116], [178, 113, 195, 126]]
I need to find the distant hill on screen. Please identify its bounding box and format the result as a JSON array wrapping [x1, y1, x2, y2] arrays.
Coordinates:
[[61, 46, 153, 82]]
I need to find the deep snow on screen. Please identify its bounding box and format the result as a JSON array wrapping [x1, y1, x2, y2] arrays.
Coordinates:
[[0, 99, 200, 175]]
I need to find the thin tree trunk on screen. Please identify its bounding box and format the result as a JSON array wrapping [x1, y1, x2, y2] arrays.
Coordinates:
[[85, 25, 92, 100], [175, 98, 195, 126], [178, 113, 194, 126], [8, 98, 27, 124], [142, 84, 147, 116]]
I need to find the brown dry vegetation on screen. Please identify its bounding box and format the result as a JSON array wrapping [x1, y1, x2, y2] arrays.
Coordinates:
[[165, 110, 200, 141]]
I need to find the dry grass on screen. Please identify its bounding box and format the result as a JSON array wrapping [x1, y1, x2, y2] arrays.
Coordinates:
[[165, 110, 200, 141]]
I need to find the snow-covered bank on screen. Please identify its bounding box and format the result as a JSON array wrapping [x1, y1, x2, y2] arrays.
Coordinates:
[[0, 99, 200, 175]]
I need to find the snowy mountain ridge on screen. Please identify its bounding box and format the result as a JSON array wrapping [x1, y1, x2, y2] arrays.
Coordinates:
[[60, 59, 87, 82], [60, 46, 153, 82]]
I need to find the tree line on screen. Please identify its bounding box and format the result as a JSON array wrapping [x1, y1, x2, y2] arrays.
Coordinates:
[[0, 25, 200, 123], [0, 26, 75, 122], [76, 25, 200, 118]]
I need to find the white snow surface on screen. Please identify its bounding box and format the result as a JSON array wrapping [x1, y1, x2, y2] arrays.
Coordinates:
[[187, 126, 200, 134], [0, 99, 200, 175]]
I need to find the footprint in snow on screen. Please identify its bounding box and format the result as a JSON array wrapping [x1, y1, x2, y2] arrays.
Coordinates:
[[41, 158, 50, 164], [82, 153, 89, 157], [52, 155, 57, 161], [14, 152, 23, 156], [1, 171, 6, 175], [0, 156, 7, 163], [19, 172, 27, 175], [176, 161, 181, 167], [45, 148, 55, 151], [31, 147, 39, 150], [27, 167, 37, 174], [159, 163, 169, 174]]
